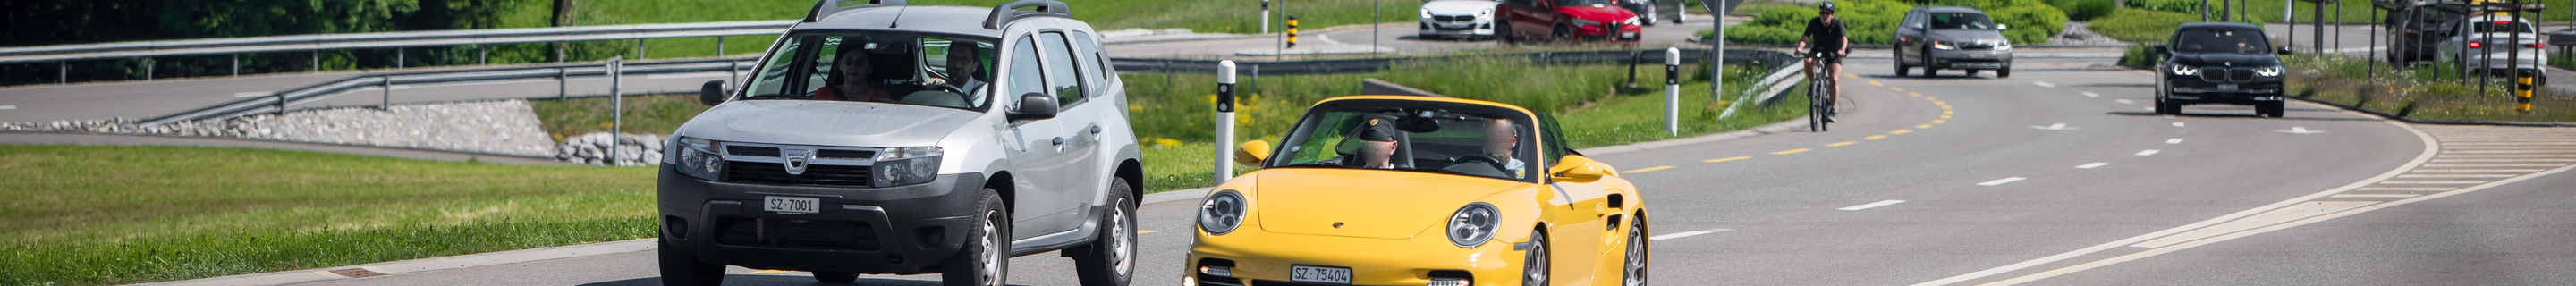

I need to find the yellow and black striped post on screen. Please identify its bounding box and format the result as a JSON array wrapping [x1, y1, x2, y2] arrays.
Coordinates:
[[2518, 71, 2536, 112], [1286, 16, 1300, 48]]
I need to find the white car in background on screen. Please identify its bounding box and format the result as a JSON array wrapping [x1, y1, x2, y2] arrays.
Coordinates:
[[1419, 0, 1501, 40], [2436, 14, 2549, 84]]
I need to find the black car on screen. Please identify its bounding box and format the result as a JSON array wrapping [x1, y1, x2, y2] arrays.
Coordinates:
[[2154, 22, 2293, 117], [2377, 1, 2470, 64]]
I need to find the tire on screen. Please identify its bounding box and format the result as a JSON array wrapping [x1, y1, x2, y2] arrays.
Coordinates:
[[1920, 50, 1936, 78], [1894, 49, 1912, 77], [1552, 25, 1572, 44], [2259, 101, 2285, 118], [815, 272, 858, 283], [1521, 229, 1550, 286], [1998, 66, 2011, 78], [1641, 3, 1659, 26], [659, 240, 725, 286], [1499, 23, 1519, 46], [2155, 97, 2178, 115], [1621, 214, 1649, 286], [943, 189, 1010, 286], [1073, 181, 1139, 286]]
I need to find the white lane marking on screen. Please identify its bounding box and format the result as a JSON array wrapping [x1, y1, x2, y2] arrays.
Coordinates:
[[2396, 173, 2516, 179], [233, 91, 274, 97], [2278, 126, 2326, 134], [2127, 201, 2378, 248], [2422, 164, 2568, 168], [2074, 163, 2109, 169], [2353, 187, 2455, 191], [1650, 229, 1733, 240], [0, 105, 13, 110], [2032, 81, 2057, 88], [1977, 177, 2028, 186], [2166, 138, 2184, 144], [2114, 99, 2134, 105], [2409, 168, 2546, 172], [2429, 158, 2576, 163], [2030, 122, 2073, 130], [2328, 194, 2423, 198], [1838, 200, 1908, 211], [2080, 91, 2099, 97], [2143, 106, 2156, 112], [2172, 122, 2187, 127], [2378, 180, 2491, 185], [2134, 149, 2160, 156]]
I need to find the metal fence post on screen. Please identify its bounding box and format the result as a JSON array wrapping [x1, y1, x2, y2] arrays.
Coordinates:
[[637, 39, 647, 60], [312, 50, 320, 73], [382, 76, 394, 111], [1666, 47, 1681, 136], [609, 56, 624, 165], [1216, 60, 1240, 183], [232, 54, 241, 77], [479, 45, 488, 65], [397, 47, 405, 70], [143, 57, 152, 80], [716, 37, 726, 57], [558, 67, 571, 100], [59, 61, 66, 84]]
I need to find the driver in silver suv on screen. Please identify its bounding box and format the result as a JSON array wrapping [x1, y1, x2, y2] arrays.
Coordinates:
[[657, 1, 1142, 285]]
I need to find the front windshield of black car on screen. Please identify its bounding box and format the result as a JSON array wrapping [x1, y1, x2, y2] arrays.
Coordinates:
[[740, 32, 999, 111], [1267, 105, 1540, 182], [2174, 29, 2273, 54], [1929, 13, 1997, 30]]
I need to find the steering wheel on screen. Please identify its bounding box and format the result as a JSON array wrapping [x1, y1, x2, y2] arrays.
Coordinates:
[[1448, 154, 1510, 174], [921, 80, 964, 94]]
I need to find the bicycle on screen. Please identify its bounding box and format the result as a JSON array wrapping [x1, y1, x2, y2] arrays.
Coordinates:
[[1801, 50, 1835, 132]]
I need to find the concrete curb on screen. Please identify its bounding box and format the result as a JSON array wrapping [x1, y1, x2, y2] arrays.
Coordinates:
[[0, 131, 569, 165], [138, 239, 657, 286]]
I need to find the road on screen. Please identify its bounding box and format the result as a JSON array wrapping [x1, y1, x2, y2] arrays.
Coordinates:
[[258, 56, 2576, 285]]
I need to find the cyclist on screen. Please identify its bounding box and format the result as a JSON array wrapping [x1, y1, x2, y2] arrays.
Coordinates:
[[1797, 1, 1849, 122]]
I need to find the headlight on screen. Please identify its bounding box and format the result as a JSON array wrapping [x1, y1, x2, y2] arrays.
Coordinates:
[[2170, 64, 2200, 76], [1572, 19, 1603, 27], [1199, 189, 1247, 235], [1479, 8, 1493, 16], [1623, 16, 1641, 26], [1421, 9, 1433, 19], [674, 137, 724, 181], [1932, 41, 1956, 50], [1446, 203, 1499, 248], [872, 147, 942, 187], [1995, 41, 2012, 51], [2254, 65, 2284, 77]]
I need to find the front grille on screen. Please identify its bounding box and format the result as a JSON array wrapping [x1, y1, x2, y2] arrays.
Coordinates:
[[724, 161, 873, 187], [1433, 15, 1475, 22], [2227, 68, 2256, 82], [2197, 67, 2260, 82], [714, 216, 881, 250]]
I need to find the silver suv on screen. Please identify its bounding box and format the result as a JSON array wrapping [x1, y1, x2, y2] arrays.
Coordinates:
[[657, 1, 1141, 285], [1893, 5, 2013, 78]]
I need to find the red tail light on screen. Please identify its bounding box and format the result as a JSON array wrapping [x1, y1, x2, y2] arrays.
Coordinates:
[[2469, 41, 2484, 48], [2526, 43, 2546, 48], [2496, 21, 2512, 24]]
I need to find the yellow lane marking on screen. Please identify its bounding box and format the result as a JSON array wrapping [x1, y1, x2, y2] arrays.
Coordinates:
[[1891, 130, 1914, 134], [1923, 97, 1937, 101], [1138, 230, 1159, 234], [1846, 73, 1862, 79], [1773, 148, 1813, 155], [753, 270, 796, 274], [1703, 156, 1753, 163], [1941, 114, 1953, 120], [1891, 87, 1906, 92], [1917, 124, 1934, 129], [1624, 165, 1677, 173], [1909, 92, 1924, 97], [1869, 80, 1885, 87], [1827, 141, 1859, 147], [1931, 119, 1946, 124], [1865, 135, 1887, 140]]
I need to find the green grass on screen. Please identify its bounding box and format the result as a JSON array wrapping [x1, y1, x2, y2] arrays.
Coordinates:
[[1724, 0, 2069, 46], [0, 145, 657, 285], [526, 94, 716, 139], [2091, 8, 2204, 44], [2132, 0, 2576, 24], [2284, 55, 2576, 122]]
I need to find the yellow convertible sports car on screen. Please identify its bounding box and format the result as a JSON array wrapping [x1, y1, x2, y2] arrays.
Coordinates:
[[1186, 95, 1650, 286]]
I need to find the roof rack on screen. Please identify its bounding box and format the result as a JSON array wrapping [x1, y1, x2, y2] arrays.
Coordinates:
[[983, 0, 1072, 30], [805, 0, 908, 23]]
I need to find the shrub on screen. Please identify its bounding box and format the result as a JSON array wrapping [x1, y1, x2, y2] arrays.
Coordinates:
[[1723, 0, 2064, 46], [2089, 8, 2199, 43], [2125, 0, 2203, 13], [2052, 0, 2118, 21]]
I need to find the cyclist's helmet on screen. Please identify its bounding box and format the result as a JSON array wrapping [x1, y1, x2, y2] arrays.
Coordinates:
[[1819, 1, 1836, 13]]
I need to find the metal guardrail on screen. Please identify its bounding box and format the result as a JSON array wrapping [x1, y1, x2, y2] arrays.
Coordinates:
[[1110, 48, 1788, 75], [140, 57, 757, 126], [0, 21, 793, 64]]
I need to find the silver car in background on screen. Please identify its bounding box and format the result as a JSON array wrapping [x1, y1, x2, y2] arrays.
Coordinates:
[[1893, 5, 2014, 78], [2437, 14, 2549, 84]]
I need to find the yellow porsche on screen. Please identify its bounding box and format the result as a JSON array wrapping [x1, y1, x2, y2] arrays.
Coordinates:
[[1185, 95, 1650, 286]]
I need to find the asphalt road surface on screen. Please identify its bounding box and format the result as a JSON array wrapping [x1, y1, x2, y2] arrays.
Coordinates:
[[274, 57, 2576, 285]]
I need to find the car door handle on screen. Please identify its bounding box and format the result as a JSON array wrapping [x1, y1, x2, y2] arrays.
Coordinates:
[[1052, 137, 1066, 146]]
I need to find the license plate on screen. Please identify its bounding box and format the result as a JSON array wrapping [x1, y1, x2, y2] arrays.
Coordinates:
[[2217, 84, 2239, 90], [765, 196, 820, 214], [1290, 265, 1352, 284]]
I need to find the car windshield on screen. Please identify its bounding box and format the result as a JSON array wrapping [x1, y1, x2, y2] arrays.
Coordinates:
[[740, 32, 999, 111], [1267, 103, 1540, 182], [2467, 20, 2535, 33], [1928, 13, 1997, 29], [2174, 29, 2273, 54]]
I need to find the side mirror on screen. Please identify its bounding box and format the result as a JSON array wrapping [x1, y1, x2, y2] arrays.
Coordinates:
[[699, 80, 728, 106], [1007, 92, 1059, 121], [1997, 23, 2008, 29], [2277, 46, 2294, 55], [2152, 45, 2169, 55], [1548, 155, 1611, 183], [1234, 140, 1273, 167], [1910, 23, 1924, 29]]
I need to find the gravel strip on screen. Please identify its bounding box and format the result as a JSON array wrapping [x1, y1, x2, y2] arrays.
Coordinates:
[[4, 100, 558, 158]]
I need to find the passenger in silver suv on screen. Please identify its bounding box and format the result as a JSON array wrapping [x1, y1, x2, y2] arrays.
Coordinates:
[[657, 1, 1141, 285]]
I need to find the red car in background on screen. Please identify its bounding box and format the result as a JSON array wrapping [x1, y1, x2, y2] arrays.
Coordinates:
[[1497, 0, 1642, 44]]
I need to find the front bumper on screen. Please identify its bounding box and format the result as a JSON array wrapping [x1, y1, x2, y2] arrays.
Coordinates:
[[1187, 230, 1519, 286], [657, 166, 988, 274], [1575, 23, 1643, 43], [2165, 78, 2286, 104], [1419, 20, 1497, 38], [1927, 48, 2013, 69]]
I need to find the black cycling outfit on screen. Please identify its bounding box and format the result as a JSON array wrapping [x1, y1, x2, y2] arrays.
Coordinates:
[[1803, 17, 1848, 64]]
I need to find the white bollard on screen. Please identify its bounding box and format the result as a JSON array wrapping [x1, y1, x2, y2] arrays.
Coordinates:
[[1666, 47, 1682, 136], [1216, 60, 1240, 183]]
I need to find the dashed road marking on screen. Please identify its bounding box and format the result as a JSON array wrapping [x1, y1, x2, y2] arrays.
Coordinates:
[[2279, 126, 2326, 134], [2378, 180, 2489, 185], [2075, 163, 2109, 169], [2173, 122, 2187, 127], [1772, 148, 1812, 155], [1917, 124, 1933, 129], [2166, 138, 2183, 144], [1623, 165, 1676, 173], [1838, 200, 1907, 211], [1978, 177, 2028, 186], [1138, 230, 1159, 234], [1651, 229, 1731, 240], [1865, 135, 1887, 140], [752, 269, 798, 274], [2395, 174, 2514, 179], [1703, 156, 1752, 163], [2114, 99, 2134, 105], [1870, 80, 1885, 87], [0, 105, 13, 111], [2080, 91, 2099, 97], [2135, 149, 2161, 156], [1891, 87, 1906, 92], [2430, 158, 2576, 163], [2354, 187, 2455, 191], [1891, 130, 1914, 134], [2422, 164, 2564, 168], [2329, 194, 2422, 198], [1827, 141, 1859, 147], [2410, 168, 2546, 172], [2033, 81, 2057, 88]]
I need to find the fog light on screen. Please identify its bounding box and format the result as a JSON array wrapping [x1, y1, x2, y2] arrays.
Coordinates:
[[1199, 265, 1233, 277], [1428, 278, 1470, 286]]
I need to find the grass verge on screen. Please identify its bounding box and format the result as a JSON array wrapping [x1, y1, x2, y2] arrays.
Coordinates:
[[484, 0, 1424, 63], [2284, 55, 2576, 122], [0, 145, 656, 286], [2090, 8, 2202, 44], [526, 94, 715, 139]]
